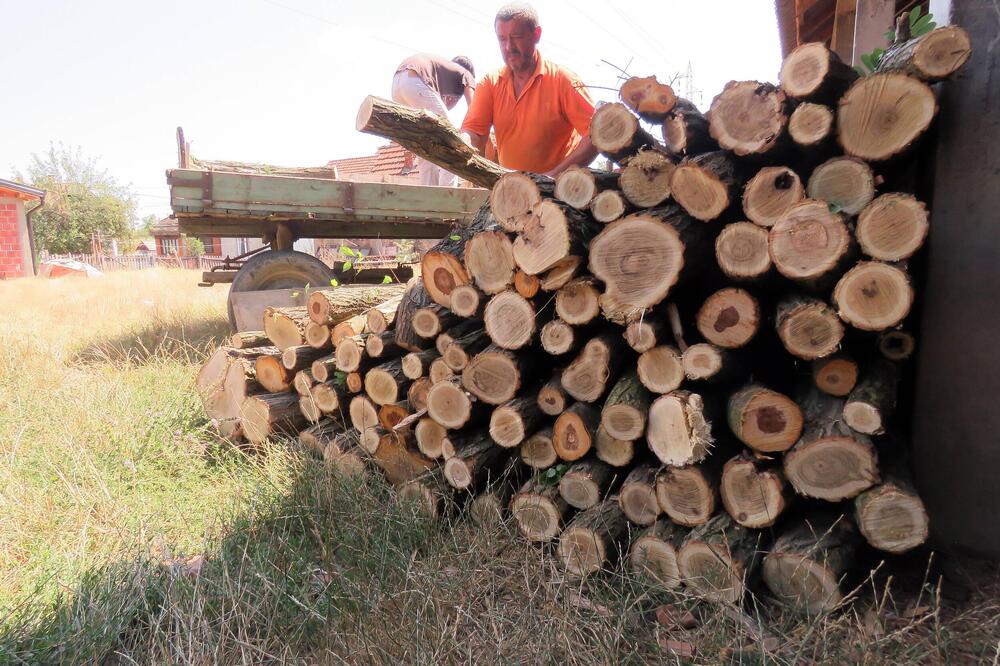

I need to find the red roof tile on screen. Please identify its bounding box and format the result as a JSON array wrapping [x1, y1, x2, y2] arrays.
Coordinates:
[[327, 143, 419, 178]]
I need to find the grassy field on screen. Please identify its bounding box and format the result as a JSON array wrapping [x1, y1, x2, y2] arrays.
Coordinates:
[[1, 269, 999, 664]]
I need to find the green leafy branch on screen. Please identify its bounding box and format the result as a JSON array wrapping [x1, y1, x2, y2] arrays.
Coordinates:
[[855, 7, 936, 76], [540, 463, 570, 486]]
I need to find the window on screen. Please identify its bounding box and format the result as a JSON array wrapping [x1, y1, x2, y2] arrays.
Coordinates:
[[160, 237, 179, 256]]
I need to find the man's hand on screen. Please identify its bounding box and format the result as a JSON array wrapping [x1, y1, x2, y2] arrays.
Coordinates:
[[544, 136, 599, 179], [462, 130, 487, 156]]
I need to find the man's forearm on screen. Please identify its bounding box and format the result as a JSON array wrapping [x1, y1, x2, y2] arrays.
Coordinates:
[[546, 136, 599, 177], [461, 130, 487, 156]]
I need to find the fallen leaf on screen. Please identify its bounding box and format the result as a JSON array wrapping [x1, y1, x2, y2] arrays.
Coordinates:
[[568, 590, 611, 617], [658, 638, 697, 658]]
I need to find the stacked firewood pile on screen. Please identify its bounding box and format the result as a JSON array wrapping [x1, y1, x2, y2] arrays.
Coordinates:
[[199, 25, 972, 614]]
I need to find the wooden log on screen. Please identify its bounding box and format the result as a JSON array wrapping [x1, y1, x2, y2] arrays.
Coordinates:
[[539, 319, 579, 356], [293, 369, 317, 397], [837, 74, 937, 161], [682, 343, 741, 384], [483, 290, 550, 350], [677, 513, 761, 603], [426, 379, 488, 429], [590, 189, 630, 224], [348, 394, 379, 435], [715, 222, 772, 281], [876, 24, 972, 82], [406, 376, 432, 412], [558, 498, 631, 577], [299, 419, 344, 458], [240, 392, 305, 444], [591, 205, 703, 322], [398, 467, 452, 519], [414, 417, 448, 459], [589, 102, 656, 163], [661, 98, 716, 158], [762, 514, 858, 614], [512, 199, 601, 276], [489, 394, 544, 448], [601, 371, 650, 441], [442, 328, 490, 372], [538, 255, 583, 291], [467, 460, 530, 526], [262, 306, 311, 351], [727, 384, 803, 454], [812, 352, 859, 397], [462, 345, 531, 406], [594, 425, 635, 468], [788, 103, 835, 152], [770, 199, 853, 286], [365, 294, 403, 334], [393, 278, 436, 352], [197, 346, 270, 400], [254, 352, 293, 393], [854, 472, 929, 554], [670, 151, 740, 222], [420, 205, 495, 308], [779, 42, 858, 103], [742, 166, 805, 228], [401, 348, 440, 380], [330, 314, 367, 346], [513, 270, 540, 299], [325, 436, 372, 479], [411, 305, 458, 340], [554, 166, 618, 210], [619, 149, 676, 209], [378, 400, 411, 431], [784, 391, 879, 501], [345, 372, 363, 394], [620, 75, 677, 122], [554, 278, 600, 326], [520, 426, 557, 469], [333, 335, 366, 373], [561, 334, 626, 403], [489, 171, 554, 233], [449, 284, 484, 318], [844, 360, 899, 436], [537, 371, 569, 416], [373, 428, 435, 486], [310, 354, 337, 383], [559, 458, 617, 509], [299, 393, 322, 424], [312, 381, 345, 414], [856, 193, 929, 262], [721, 452, 790, 528], [207, 355, 263, 430], [647, 391, 713, 466], [656, 465, 717, 527], [708, 80, 788, 156], [365, 330, 402, 360], [364, 358, 411, 406], [807, 156, 875, 216], [878, 329, 915, 361], [429, 358, 454, 385], [435, 319, 481, 355], [624, 317, 664, 353], [775, 294, 845, 360], [230, 331, 271, 349], [465, 229, 516, 295], [306, 284, 406, 326], [511, 475, 571, 542], [619, 464, 662, 526], [358, 425, 383, 455], [304, 321, 332, 350], [355, 95, 505, 188], [443, 433, 512, 491], [553, 401, 600, 462], [629, 519, 685, 589], [696, 287, 760, 349], [833, 262, 914, 331], [637, 345, 684, 394]]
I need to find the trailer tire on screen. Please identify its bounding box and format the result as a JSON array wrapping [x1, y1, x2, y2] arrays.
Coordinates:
[[227, 250, 334, 330]]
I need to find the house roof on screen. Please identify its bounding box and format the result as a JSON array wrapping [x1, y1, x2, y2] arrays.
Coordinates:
[[327, 143, 419, 179], [150, 217, 179, 236], [0, 178, 45, 202]]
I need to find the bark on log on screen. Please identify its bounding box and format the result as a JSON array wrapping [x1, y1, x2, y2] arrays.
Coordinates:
[[310, 354, 337, 383], [398, 467, 452, 520], [538, 371, 569, 416], [420, 204, 496, 307], [807, 156, 875, 216], [856, 193, 929, 262], [561, 333, 626, 403], [629, 519, 686, 588], [325, 436, 372, 479], [263, 306, 311, 351], [590, 189, 630, 223], [775, 294, 845, 360], [462, 345, 532, 405], [619, 464, 662, 526], [594, 425, 636, 468], [553, 401, 600, 462], [601, 371, 651, 441], [742, 166, 805, 228], [366, 294, 403, 334], [306, 284, 406, 326], [620, 75, 678, 122], [727, 384, 804, 454], [844, 360, 899, 436], [637, 345, 684, 394], [715, 222, 772, 281], [558, 457, 617, 509], [489, 171, 554, 233], [590, 102, 656, 163], [230, 331, 271, 349], [696, 287, 760, 349], [483, 290, 551, 350], [876, 24, 972, 82], [788, 103, 835, 152], [779, 43, 859, 103], [558, 498, 631, 577], [394, 278, 436, 353], [708, 81, 788, 156], [299, 419, 344, 458], [240, 392, 305, 444], [656, 464, 717, 527], [854, 472, 929, 554], [619, 149, 676, 208], [677, 513, 761, 603], [364, 358, 411, 406], [721, 452, 790, 528], [465, 229, 516, 295], [512, 199, 601, 276], [554, 166, 619, 210], [837, 74, 937, 161], [554, 278, 601, 325], [762, 514, 858, 614], [443, 433, 512, 491], [811, 352, 859, 397], [511, 475, 571, 542], [435, 319, 481, 355], [520, 426, 558, 469], [467, 460, 530, 526], [783, 391, 879, 501], [670, 151, 740, 222], [647, 391, 714, 466], [356, 95, 505, 188], [489, 394, 544, 448], [833, 262, 914, 331], [442, 328, 490, 372], [770, 199, 853, 286], [661, 98, 716, 158]]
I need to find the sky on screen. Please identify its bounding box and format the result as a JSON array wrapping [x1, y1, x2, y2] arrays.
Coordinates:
[[0, 0, 782, 220]]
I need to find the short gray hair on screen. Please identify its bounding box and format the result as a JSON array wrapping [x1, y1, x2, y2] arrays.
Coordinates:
[[495, 2, 538, 29]]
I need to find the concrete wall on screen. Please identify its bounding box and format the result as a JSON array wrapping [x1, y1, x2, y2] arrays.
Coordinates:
[[0, 197, 32, 278]]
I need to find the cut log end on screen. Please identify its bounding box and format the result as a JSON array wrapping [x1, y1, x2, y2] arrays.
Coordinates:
[[591, 190, 628, 223], [716, 222, 772, 280], [555, 279, 601, 325], [466, 230, 516, 295], [656, 466, 715, 527], [539, 255, 583, 291], [770, 200, 851, 282], [696, 288, 760, 349], [776, 296, 845, 360], [590, 102, 644, 160], [520, 428, 557, 469], [620, 75, 677, 122], [742, 166, 805, 228], [415, 417, 447, 459], [728, 385, 804, 453], [490, 172, 548, 233], [780, 42, 856, 101], [788, 103, 834, 147], [540, 319, 576, 355], [671, 159, 731, 222], [833, 262, 914, 331], [637, 345, 684, 394], [426, 381, 475, 429], [879, 330, 916, 361], [785, 437, 879, 501], [721, 455, 787, 528], [462, 347, 522, 405], [647, 392, 713, 466], [450, 284, 483, 317], [538, 375, 569, 416], [807, 157, 875, 216], [837, 74, 937, 161], [677, 542, 747, 604], [484, 291, 538, 350], [682, 343, 724, 381], [620, 466, 661, 526], [619, 149, 675, 208], [554, 165, 599, 209], [594, 426, 635, 468], [708, 80, 787, 156], [553, 403, 599, 462], [855, 482, 929, 554], [857, 194, 929, 262], [812, 355, 859, 397], [630, 525, 682, 588], [512, 485, 566, 542]]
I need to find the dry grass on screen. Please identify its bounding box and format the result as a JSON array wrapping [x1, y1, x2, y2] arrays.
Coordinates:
[[1, 269, 999, 664]]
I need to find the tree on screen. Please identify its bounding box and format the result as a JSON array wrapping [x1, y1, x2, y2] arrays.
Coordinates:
[[140, 214, 159, 235], [186, 237, 206, 257], [16, 144, 137, 254]]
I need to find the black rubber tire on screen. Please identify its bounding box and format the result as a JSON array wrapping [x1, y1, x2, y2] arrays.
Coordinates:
[[227, 250, 334, 331]]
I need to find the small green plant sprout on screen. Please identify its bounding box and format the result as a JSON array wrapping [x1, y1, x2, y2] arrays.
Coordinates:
[[450, 234, 461, 241], [857, 7, 936, 76], [333, 371, 348, 387], [541, 463, 570, 486], [330, 278, 339, 287], [382, 275, 393, 284]]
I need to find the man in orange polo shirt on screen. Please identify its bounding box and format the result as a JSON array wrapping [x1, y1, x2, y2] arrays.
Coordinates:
[[461, 3, 598, 177]]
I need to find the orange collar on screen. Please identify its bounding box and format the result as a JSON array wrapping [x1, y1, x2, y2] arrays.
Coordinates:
[[500, 51, 544, 99]]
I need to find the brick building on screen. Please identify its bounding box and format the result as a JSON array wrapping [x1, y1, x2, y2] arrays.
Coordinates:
[[150, 216, 221, 256], [0, 178, 45, 279]]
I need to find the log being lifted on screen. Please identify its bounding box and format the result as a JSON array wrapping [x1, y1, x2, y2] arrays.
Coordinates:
[[708, 81, 788, 156], [678, 513, 760, 603], [779, 42, 858, 104], [589, 102, 656, 163], [629, 519, 685, 589], [589, 205, 701, 323], [306, 284, 406, 326], [742, 166, 805, 228], [619, 75, 677, 122], [647, 391, 713, 466], [837, 73, 937, 161], [670, 151, 740, 223], [356, 95, 505, 188], [662, 98, 716, 158], [558, 498, 631, 577]]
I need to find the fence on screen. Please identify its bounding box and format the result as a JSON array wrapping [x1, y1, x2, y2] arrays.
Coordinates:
[[41, 253, 227, 272]]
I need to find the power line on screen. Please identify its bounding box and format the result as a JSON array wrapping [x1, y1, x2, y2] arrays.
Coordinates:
[[603, 1, 676, 69], [259, 0, 421, 54]]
